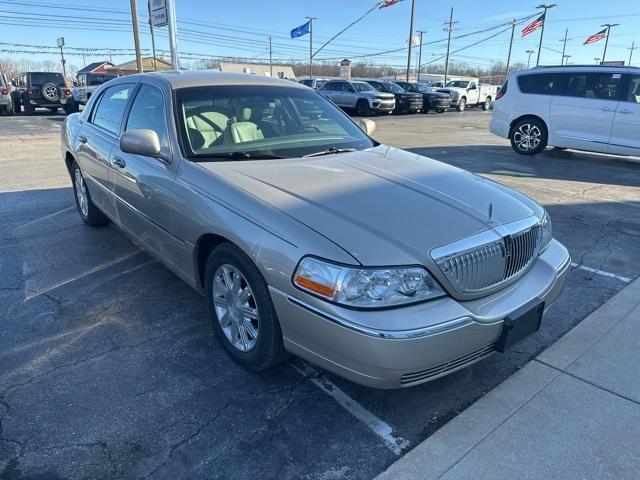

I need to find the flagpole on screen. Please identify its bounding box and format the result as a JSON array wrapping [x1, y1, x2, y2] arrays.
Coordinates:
[[306, 17, 316, 78], [601, 23, 619, 63], [505, 19, 516, 76], [535, 4, 556, 66], [405, 0, 416, 82]]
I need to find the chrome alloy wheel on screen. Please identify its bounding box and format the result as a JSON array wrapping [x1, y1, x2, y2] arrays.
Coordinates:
[[212, 264, 259, 352], [513, 123, 542, 152], [74, 168, 89, 217]]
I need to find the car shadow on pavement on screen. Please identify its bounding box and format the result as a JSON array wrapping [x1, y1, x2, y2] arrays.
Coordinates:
[[406, 144, 640, 188]]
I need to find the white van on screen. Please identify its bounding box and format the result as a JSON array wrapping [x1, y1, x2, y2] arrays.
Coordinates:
[[490, 65, 640, 156]]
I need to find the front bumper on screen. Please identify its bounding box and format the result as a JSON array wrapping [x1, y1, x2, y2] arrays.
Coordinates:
[[397, 99, 423, 112], [371, 99, 395, 113], [429, 97, 451, 109], [273, 239, 570, 389]]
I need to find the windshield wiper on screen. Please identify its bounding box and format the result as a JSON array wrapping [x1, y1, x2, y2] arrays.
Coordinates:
[[303, 147, 356, 158], [200, 151, 285, 161]]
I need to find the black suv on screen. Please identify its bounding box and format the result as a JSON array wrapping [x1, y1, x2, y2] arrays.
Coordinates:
[[364, 79, 423, 114], [12, 72, 70, 115], [394, 81, 451, 113]]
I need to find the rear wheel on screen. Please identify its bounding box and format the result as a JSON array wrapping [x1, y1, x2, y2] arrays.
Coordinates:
[[205, 243, 287, 371], [23, 99, 34, 115], [510, 118, 548, 155], [64, 100, 77, 115], [71, 161, 108, 226], [356, 99, 371, 117], [482, 97, 491, 110]]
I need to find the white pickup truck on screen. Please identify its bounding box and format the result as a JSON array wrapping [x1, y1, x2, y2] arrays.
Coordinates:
[[437, 79, 498, 112]]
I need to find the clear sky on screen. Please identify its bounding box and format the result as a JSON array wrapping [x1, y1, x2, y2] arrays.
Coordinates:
[[0, 0, 638, 71]]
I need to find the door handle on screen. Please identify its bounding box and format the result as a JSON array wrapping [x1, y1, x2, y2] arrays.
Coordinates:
[[77, 135, 87, 144], [112, 156, 127, 168]]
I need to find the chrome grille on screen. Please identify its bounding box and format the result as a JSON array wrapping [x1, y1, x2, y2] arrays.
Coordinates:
[[432, 218, 542, 296]]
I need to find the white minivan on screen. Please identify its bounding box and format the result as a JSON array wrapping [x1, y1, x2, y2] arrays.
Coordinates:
[[490, 65, 640, 156]]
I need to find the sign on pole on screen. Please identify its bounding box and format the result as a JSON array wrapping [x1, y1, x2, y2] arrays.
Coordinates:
[[150, 0, 168, 27], [56, 37, 64, 47]]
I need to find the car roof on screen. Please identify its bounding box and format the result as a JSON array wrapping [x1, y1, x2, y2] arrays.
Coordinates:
[[117, 70, 308, 90], [514, 65, 640, 76]]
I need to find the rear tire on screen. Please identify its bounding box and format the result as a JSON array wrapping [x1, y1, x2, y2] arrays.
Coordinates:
[[356, 99, 371, 117], [64, 100, 78, 115], [23, 100, 34, 115], [482, 97, 491, 111], [205, 243, 287, 372], [70, 161, 109, 226], [510, 118, 548, 155]]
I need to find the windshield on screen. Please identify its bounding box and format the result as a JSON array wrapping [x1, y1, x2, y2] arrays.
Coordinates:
[[352, 82, 374, 92], [446, 81, 470, 88], [176, 85, 376, 161], [384, 82, 404, 93], [416, 84, 432, 93]]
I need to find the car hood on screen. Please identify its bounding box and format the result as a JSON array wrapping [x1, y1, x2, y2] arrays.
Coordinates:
[[201, 146, 542, 266]]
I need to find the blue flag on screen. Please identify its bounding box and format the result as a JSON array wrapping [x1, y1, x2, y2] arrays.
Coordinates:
[[291, 20, 311, 39]]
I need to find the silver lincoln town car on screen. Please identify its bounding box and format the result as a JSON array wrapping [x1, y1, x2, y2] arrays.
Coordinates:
[[61, 71, 571, 388]]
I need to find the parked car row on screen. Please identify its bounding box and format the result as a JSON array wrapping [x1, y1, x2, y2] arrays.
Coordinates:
[[298, 77, 501, 116]]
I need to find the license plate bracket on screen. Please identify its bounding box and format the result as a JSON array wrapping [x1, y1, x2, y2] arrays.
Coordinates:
[[495, 298, 545, 353]]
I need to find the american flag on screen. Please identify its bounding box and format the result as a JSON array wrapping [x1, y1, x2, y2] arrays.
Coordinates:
[[584, 29, 607, 45], [379, 0, 403, 8], [521, 13, 545, 37]]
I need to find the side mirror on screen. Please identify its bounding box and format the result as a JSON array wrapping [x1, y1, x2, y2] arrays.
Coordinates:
[[120, 129, 163, 158], [358, 118, 376, 137]]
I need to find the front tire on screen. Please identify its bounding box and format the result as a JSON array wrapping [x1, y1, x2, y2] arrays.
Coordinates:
[[205, 243, 287, 371], [456, 97, 467, 112], [356, 99, 371, 117], [71, 161, 108, 226], [510, 118, 548, 155]]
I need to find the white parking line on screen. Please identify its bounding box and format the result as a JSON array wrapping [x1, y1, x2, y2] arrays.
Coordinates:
[[24, 251, 142, 300], [571, 262, 632, 283], [292, 362, 410, 456], [14, 206, 75, 231]]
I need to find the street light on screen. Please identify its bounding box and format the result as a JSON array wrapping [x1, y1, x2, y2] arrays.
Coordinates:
[[535, 4, 556, 66], [526, 49, 535, 68]]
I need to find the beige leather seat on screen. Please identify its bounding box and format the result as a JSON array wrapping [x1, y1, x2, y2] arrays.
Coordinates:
[[224, 108, 265, 144], [185, 108, 229, 151]]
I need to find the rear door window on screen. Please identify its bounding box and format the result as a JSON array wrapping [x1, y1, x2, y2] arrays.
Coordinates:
[[562, 72, 620, 100], [29, 73, 65, 86], [623, 75, 640, 104], [90, 84, 135, 134], [517, 73, 563, 95]]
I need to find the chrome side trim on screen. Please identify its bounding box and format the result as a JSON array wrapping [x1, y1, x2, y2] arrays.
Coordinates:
[[286, 295, 475, 339]]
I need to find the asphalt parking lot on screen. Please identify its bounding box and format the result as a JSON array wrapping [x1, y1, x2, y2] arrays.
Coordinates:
[[1, 109, 639, 480]]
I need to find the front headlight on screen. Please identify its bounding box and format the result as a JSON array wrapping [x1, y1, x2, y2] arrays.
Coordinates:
[[293, 257, 445, 309], [540, 211, 553, 253]]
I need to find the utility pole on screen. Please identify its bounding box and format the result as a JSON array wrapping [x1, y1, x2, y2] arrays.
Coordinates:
[[129, 0, 143, 73], [601, 23, 619, 63], [526, 49, 535, 69], [306, 17, 316, 78], [594, 57, 601, 65], [268, 36, 273, 77], [560, 29, 571, 65], [505, 19, 516, 77], [57, 37, 66, 78], [629, 41, 637, 66], [167, 0, 180, 69], [416, 30, 426, 83], [443, 7, 457, 85], [148, 0, 157, 71], [562, 54, 571, 65], [535, 4, 556, 66], [405, 0, 416, 81]]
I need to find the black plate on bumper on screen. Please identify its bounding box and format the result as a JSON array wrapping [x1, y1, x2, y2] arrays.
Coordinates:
[[495, 298, 545, 353]]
